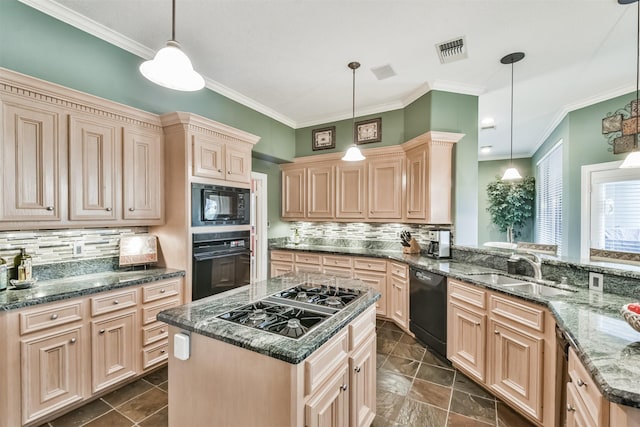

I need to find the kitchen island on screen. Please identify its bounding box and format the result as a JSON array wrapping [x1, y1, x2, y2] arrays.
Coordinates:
[[158, 273, 380, 427]]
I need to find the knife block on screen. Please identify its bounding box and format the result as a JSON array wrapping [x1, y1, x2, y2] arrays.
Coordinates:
[[402, 238, 421, 254]]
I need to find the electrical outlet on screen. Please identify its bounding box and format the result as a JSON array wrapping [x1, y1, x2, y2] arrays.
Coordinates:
[[72, 241, 84, 257], [589, 272, 604, 293]]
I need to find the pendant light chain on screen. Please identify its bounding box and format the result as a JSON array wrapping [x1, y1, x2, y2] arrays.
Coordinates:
[[171, 0, 176, 41], [352, 64, 356, 143], [510, 60, 514, 166]]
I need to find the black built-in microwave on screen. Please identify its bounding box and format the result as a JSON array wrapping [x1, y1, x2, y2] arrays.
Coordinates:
[[191, 183, 250, 226]]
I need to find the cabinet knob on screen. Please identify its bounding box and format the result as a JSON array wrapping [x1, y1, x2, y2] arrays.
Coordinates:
[[50, 313, 58, 320], [113, 300, 119, 305], [340, 384, 348, 391], [160, 349, 166, 354], [566, 404, 575, 412], [474, 322, 481, 326], [576, 379, 585, 387], [129, 207, 135, 211], [160, 329, 165, 334], [106, 207, 112, 212], [218, 169, 222, 173], [99, 329, 105, 334], [46, 206, 54, 211], [70, 338, 76, 344], [160, 289, 166, 293], [354, 366, 361, 373], [494, 330, 500, 335], [227, 171, 231, 174]]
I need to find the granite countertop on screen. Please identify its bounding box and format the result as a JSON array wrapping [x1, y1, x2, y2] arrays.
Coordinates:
[[0, 268, 186, 311], [270, 242, 640, 408], [157, 273, 381, 364]]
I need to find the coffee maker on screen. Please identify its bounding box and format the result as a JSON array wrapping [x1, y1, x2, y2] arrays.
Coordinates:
[[426, 229, 451, 259]]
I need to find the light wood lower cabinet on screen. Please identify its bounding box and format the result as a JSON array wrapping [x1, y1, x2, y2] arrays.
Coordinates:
[[353, 270, 387, 317], [305, 364, 350, 427], [388, 262, 409, 330], [349, 333, 376, 427], [448, 302, 486, 382], [1, 277, 183, 427]]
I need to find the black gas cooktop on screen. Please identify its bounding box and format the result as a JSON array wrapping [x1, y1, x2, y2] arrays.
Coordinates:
[[217, 283, 365, 339]]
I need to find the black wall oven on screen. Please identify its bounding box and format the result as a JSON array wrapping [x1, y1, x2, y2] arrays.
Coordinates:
[[192, 231, 251, 301], [192, 183, 250, 226]]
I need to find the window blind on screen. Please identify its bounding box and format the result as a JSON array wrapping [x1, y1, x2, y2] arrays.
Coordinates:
[[536, 142, 563, 254]]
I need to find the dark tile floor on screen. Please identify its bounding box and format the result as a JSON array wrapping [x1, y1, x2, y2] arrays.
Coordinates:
[[40, 320, 537, 427]]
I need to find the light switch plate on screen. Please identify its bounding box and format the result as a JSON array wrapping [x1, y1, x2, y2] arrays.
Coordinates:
[[589, 272, 604, 293], [73, 241, 84, 257]]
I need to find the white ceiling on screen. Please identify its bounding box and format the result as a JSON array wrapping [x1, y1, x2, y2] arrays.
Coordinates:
[[21, 0, 638, 159]]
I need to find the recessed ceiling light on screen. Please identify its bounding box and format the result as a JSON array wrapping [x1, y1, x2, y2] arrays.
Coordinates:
[[480, 145, 492, 154]]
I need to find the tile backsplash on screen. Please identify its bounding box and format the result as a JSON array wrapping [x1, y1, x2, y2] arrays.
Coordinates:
[[0, 227, 149, 269]]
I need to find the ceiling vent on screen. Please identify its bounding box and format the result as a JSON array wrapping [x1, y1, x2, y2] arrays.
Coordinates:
[[371, 64, 396, 80], [436, 37, 467, 64]]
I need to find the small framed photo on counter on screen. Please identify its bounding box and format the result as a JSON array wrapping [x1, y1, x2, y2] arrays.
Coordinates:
[[312, 126, 336, 151], [355, 117, 382, 144]]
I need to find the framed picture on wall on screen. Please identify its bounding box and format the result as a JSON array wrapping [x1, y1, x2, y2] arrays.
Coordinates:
[[355, 117, 382, 144], [312, 126, 336, 151]]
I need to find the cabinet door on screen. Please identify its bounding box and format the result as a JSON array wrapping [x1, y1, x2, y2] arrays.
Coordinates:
[[308, 164, 334, 219], [350, 334, 376, 427], [91, 311, 136, 393], [447, 302, 486, 382], [305, 365, 349, 427], [489, 319, 543, 421], [335, 162, 366, 219], [225, 145, 251, 183], [368, 157, 403, 219], [193, 134, 225, 179], [389, 275, 408, 329], [406, 146, 426, 221], [123, 128, 162, 220], [69, 116, 119, 220], [282, 167, 306, 219], [1, 101, 61, 221], [21, 327, 83, 425], [270, 261, 294, 278], [354, 270, 387, 317]]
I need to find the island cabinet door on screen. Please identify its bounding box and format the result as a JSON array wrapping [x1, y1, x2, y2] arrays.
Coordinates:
[[349, 334, 376, 427], [305, 365, 349, 427]]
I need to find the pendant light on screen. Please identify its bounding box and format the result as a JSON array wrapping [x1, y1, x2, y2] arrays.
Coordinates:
[[620, 0, 640, 168], [500, 52, 525, 180], [139, 0, 205, 91], [342, 62, 366, 162]]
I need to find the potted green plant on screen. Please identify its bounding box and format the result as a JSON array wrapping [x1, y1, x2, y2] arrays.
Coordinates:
[[486, 176, 535, 243]]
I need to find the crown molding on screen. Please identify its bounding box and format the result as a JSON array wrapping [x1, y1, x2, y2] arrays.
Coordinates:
[[431, 80, 485, 96], [295, 101, 404, 129]]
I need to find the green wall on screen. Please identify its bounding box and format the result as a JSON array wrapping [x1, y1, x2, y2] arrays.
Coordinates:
[[478, 158, 534, 245], [0, 0, 296, 163], [533, 92, 634, 258]]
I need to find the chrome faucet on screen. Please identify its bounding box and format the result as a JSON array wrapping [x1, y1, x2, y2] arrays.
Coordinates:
[[510, 252, 543, 280]]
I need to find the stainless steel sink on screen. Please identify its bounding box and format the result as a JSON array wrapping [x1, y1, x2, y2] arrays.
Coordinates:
[[468, 273, 529, 286], [500, 283, 575, 297]]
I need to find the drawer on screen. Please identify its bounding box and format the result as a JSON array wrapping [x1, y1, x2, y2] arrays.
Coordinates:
[[322, 255, 352, 269], [142, 279, 181, 303], [20, 300, 83, 335], [353, 258, 387, 272], [295, 264, 322, 273], [142, 321, 169, 346], [448, 279, 486, 309], [348, 306, 376, 351], [295, 253, 322, 265], [568, 347, 608, 426], [91, 289, 137, 317], [389, 262, 408, 279], [305, 329, 348, 397], [142, 340, 169, 370], [489, 294, 544, 333], [322, 266, 352, 277], [271, 250, 294, 263], [142, 298, 180, 325]]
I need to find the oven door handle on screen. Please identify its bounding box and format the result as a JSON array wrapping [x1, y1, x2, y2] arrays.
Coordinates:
[[193, 250, 250, 261]]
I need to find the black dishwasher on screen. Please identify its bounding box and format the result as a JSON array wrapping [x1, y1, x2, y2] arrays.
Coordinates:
[[409, 267, 447, 358]]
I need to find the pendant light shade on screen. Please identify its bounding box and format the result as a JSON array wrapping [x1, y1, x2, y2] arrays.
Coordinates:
[[500, 52, 525, 181], [342, 61, 366, 162], [139, 0, 204, 91], [619, 0, 640, 168]]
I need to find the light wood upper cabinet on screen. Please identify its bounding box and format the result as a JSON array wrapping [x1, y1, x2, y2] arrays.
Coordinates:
[[336, 162, 366, 219], [368, 156, 403, 219], [225, 145, 251, 183], [405, 145, 427, 221], [282, 166, 306, 219], [69, 115, 120, 221], [307, 164, 334, 219], [1, 101, 62, 222], [123, 127, 163, 220], [192, 134, 252, 184]]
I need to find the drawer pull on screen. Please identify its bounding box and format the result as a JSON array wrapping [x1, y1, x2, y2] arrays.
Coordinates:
[[113, 300, 119, 305], [576, 379, 585, 387], [227, 171, 231, 175], [70, 338, 76, 344], [567, 404, 575, 412], [494, 330, 500, 335], [106, 207, 112, 212], [367, 263, 371, 267], [218, 169, 222, 173], [160, 289, 166, 294], [46, 206, 54, 211], [160, 349, 166, 354], [354, 366, 361, 373], [160, 329, 165, 334], [129, 207, 135, 211], [50, 314, 58, 320], [474, 322, 481, 326], [99, 329, 105, 334], [340, 384, 348, 391]]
